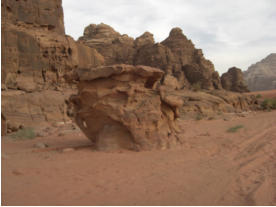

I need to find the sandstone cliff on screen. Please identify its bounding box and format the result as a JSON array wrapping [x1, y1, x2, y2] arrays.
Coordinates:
[[78, 24, 222, 90], [1, 0, 104, 128], [243, 54, 276, 91]]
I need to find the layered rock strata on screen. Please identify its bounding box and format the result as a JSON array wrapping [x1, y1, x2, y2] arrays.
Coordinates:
[[70, 64, 182, 151], [1, 0, 104, 128]]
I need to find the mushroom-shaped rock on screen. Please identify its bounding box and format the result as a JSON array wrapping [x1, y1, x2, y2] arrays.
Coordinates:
[[70, 64, 182, 151]]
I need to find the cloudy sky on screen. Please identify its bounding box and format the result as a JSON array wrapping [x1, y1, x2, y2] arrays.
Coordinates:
[[63, 0, 276, 74]]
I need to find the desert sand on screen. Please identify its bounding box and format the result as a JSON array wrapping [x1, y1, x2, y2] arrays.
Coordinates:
[[2, 110, 275, 206], [249, 89, 276, 99]]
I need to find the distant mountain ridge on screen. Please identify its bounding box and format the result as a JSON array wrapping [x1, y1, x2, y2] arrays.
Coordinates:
[[244, 53, 276, 91]]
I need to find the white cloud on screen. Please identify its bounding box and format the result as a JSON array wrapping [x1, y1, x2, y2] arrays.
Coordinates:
[[62, 0, 276, 74]]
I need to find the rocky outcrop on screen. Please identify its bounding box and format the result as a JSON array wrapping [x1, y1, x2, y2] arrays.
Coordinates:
[[161, 28, 221, 90], [79, 24, 222, 90], [243, 54, 276, 91], [221, 67, 249, 93], [70, 64, 182, 151], [134, 32, 155, 48], [1, 0, 260, 147], [164, 89, 259, 118], [1, 0, 104, 128], [69, 64, 259, 150], [2, 0, 65, 34], [78, 23, 135, 65]]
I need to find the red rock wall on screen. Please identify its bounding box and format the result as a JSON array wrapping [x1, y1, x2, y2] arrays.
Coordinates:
[[2, 0, 65, 34], [1, 0, 104, 128]]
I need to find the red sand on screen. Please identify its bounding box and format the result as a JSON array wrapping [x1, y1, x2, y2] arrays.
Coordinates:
[[248, 89, 276, 99], [2, 110, 276, 205]]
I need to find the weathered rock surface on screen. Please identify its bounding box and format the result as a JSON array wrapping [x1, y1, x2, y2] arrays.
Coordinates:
[[78, 23, 135, 65], [221, 67, 249, 92], [1, 0, 104, 127], [2, 90, 74, 128], [1, 0, 261, 149], [70, 64, 259, 150], [70, 64, 182, 151], [161, 88, 259, 119], [243, 54, 276, 91], [161, 28, 221, 90], [79, 24, 222, 90], [2, 0, 65, 34]]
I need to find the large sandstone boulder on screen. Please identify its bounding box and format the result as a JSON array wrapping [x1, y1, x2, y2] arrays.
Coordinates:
[[221, 67, 249, 92], [243, 53, 276, 91], [70, 64, 182, 151]]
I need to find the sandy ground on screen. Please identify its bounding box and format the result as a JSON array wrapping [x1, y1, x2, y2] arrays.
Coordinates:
[[248, 89, 276, 99], [1, 110, 276, 206]]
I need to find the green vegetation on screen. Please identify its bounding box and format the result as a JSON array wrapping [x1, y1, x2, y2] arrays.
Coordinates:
[[195, 113, 203, 120], [10, 127, 36, 140], [261, 98, 276, 110], [227, 125, 244, 133], [256, 94, 262, 99]]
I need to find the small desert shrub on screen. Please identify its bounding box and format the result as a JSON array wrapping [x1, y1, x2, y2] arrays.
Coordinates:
[[256, 94, 262, 99], [261, 98, 276, 110], [10, 127, 36, 140], [227, 125, 244, 133], [208, 116, 215, 120], [191, 82, 201, 91], [195, 113, 203, 120]]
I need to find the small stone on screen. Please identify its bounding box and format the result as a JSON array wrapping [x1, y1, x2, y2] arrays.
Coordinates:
[[12, 169, 23, 176], [43, 127, 51, 132], [62, 148, 75, 152], [33, 142, 48, 149], [58, 132, 65, 136], [36, 132, 45, 137], [52, 122, 65, 128]]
